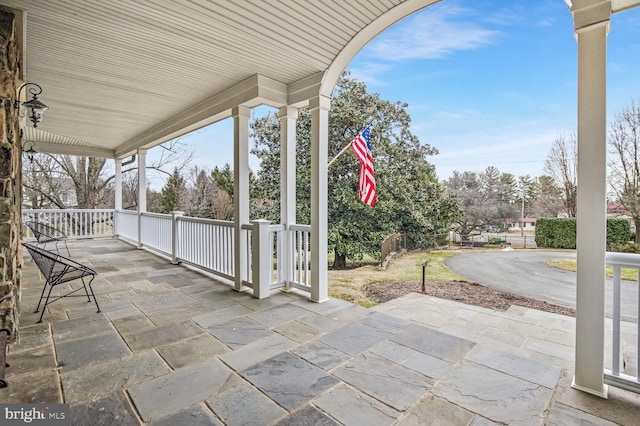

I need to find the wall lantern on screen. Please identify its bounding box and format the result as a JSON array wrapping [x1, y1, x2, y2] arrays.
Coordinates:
[[22, 141, 37, 164], [15, 83, 48, 128]]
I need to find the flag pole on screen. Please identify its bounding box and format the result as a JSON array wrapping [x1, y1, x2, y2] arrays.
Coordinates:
[[328, 123, 374, 168], [327, 140, 353, 168]]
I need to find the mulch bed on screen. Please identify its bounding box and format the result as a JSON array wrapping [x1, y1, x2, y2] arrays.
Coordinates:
[[364, 279, 576, 317]]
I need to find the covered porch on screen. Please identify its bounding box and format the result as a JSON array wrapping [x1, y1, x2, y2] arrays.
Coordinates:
[[5, 238, 640, 424], [0, 0, 639, 406]]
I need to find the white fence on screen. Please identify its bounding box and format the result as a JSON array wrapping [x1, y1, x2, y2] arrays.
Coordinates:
[[605, 251, 640, 393]]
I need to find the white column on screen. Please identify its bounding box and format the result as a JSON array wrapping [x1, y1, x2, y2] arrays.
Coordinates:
[[310, 96, 330, 303], [279, 106, 298, 291], [233, 105, 251, 291], [572, 3, 609, 398], [114, 158, 122, 211], [137, 148, 147, 248], [137, 149, 147, 213], [171, 211, 184, 265]]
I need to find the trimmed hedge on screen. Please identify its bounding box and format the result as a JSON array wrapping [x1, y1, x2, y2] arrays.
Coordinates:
[[535, 217, 631, 249]]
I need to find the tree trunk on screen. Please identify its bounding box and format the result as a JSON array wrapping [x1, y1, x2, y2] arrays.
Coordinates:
[[333, 249, 347, 269], [634, 217, 640, 243]]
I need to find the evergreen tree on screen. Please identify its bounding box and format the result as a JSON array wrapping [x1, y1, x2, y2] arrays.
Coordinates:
[[159, 168, 186, 213]]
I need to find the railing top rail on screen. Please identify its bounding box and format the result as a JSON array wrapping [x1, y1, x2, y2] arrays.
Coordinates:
[[269, 224, 285, 231], [241, 223, 253, 231], [290, 224, 311, 232], [606, 251, 640, 268], [140, 212, 172, 219], [24, 208, 116, 213], [179, 216, 234, 227]]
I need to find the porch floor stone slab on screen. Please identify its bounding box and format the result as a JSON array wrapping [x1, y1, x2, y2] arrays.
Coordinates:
[[7, 239, 640, 426], [240, 351, 339, 411], [332, 352, 431, 411], [313, 383, 399, 426], [69, 391, 140, 426], [206, 379, 287, 425], [432, 360, 554, 425], [128, 359, 234, 423], [318, 321, 393, 356], [150, 404, 222, 426], [55, 332, 130, 371]]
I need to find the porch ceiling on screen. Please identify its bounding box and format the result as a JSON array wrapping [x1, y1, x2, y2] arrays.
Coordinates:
[[0, 0, 421, 159]]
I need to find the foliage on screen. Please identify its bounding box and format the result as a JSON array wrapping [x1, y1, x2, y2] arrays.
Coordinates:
[[444, 167, 521, 235], [22, 139, 193, 210], [609, 242, 640, 254], [536, 217, 631, 249], [607, 218, 633, 247], [535, 218, 576, 249], [608, 98, 640, 241], [158, 168, 186, 213], [250, 72, 458, 266], [543, 133, 577, 217]]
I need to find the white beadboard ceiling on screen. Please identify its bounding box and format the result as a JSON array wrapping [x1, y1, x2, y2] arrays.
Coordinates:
[[0, 0, 423, 158]]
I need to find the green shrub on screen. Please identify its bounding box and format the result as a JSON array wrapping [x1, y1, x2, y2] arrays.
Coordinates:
[[535, 217, 631, 249], [535, 218, 576, 249]]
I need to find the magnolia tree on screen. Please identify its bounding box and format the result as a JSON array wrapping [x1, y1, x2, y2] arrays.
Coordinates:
[[249, 72, 458, 267]]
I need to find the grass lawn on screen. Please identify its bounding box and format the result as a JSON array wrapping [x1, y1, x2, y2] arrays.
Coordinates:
[[328, 250, 467, 307], [546, 258, 639, 281]]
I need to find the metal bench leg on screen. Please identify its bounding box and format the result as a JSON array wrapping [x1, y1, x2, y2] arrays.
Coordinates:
[[37, 286, 54, 323], [80, 277, 92, 302], [34, 282, 49, 313], [88, 277, 101, 313], [63, 240, 70, 257]]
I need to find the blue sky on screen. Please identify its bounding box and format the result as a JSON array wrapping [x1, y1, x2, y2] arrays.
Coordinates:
[[153, 0, 640, 186]]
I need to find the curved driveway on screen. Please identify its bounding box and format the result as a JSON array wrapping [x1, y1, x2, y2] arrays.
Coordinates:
[[445, 250, 638, 322]]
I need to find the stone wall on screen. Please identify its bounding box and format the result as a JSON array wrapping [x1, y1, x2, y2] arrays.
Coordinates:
[[0, 8, 22, 343]]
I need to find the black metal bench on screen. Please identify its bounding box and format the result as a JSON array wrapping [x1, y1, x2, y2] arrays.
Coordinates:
[[22, 243, 101, 323], [25, 220, 70, 256]]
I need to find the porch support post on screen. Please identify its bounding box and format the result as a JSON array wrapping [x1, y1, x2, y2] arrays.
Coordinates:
[[171, 211, 184, 265], [137, 149, 147, 213], [310, 95, 330, 303], [279, 106, 298, 291], [114, 158, 122, 211], [137, 148, 147, 248], [571, 0, 610, 398], [233, 105, 251, 291]]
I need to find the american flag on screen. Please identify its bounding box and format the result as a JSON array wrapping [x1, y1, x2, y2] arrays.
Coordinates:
[[350, 126, 376, 206]]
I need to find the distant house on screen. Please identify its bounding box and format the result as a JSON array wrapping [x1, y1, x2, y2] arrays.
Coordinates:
[[506, 217, 536, 232]]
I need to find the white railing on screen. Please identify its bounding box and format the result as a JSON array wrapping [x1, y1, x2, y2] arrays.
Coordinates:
[[140, 212, 173, 257], [22, 209, 318, 301], [605, 251, 640, 393], [178, 217, 234, 280], [290, 224, 311, 291], [115, 210, 139, 242], [23, 209, 115, 239], [241, 222, 286, 294]]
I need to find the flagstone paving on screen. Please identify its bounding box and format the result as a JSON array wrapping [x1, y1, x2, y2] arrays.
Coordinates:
[[4, 238, 640, 425]]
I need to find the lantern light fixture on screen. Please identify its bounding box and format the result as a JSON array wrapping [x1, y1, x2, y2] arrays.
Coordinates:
[[15, 83, 48, 128]]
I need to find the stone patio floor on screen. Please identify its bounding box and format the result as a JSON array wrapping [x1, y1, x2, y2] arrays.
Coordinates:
[[3, 238, 640, 425]]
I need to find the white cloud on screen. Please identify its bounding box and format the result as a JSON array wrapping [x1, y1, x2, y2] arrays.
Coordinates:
[[365, 6, 501, 61]]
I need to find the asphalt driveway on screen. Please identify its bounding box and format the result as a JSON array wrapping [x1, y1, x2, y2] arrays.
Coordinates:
[[445, 250, 638, 322]]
